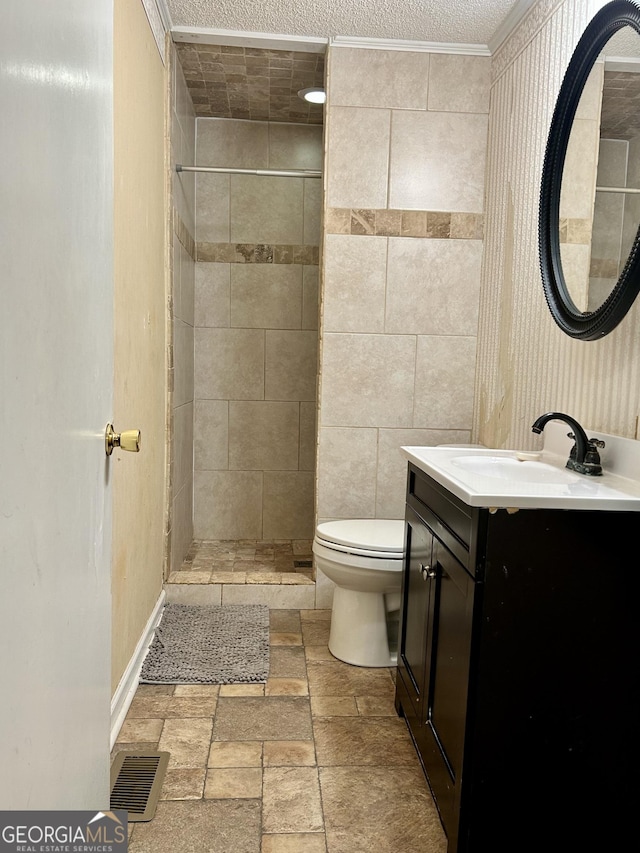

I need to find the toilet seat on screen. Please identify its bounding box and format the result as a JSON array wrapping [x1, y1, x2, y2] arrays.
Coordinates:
[[315, 519, 404, 560]]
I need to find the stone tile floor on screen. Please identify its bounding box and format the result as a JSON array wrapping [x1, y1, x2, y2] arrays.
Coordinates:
[[168, 539, 315, 586], [113, 608, 447, 853]]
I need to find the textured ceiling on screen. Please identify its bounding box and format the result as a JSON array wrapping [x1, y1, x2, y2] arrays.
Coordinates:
[[166, 0, 520, 45]]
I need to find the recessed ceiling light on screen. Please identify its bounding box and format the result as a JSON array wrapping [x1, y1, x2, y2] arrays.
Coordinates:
[[298, 87, 326, 104]]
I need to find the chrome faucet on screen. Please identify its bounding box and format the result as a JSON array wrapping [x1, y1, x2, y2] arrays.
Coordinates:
[[531, 411, 605, 476]]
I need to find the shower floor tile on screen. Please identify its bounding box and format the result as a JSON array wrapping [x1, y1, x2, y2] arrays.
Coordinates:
[[171, 539, 314, 585]]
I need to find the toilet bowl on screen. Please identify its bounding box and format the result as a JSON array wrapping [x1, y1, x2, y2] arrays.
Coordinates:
[[313, 519, 405, 668]]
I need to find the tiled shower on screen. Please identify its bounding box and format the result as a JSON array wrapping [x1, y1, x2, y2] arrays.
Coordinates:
[[168, 47, 323, 574], [192, 118, 322, 542]]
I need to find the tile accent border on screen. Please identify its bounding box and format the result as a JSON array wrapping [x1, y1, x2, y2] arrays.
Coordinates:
[[325, 208, 484, 239], [197, 242, 320, 264]]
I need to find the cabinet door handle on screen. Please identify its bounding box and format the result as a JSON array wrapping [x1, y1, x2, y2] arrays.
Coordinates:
[[420, 564, 436, 580]]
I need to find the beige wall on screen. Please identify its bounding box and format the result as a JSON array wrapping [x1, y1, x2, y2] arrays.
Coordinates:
[[112, 0, 167, 693], [317, 46, 491, 525], [168, 44, 196, 575], [193, 118, 322, 540], [475, 0, 640, 452]]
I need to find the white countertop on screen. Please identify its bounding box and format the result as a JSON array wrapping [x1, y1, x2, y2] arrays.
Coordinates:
[[402, 421, 640, 511]]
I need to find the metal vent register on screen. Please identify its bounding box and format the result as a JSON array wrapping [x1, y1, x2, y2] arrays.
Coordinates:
[[110, 751, 169, 821]]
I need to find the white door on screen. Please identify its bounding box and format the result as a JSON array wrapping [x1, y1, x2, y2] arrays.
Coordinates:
[[0, 0, 114, 808]]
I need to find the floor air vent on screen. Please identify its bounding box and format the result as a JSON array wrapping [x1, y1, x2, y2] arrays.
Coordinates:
[[294, 559, 312, 568], [110, 751, 169, 822]]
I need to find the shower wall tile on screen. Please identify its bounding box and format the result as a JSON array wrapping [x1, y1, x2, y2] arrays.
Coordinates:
[[174, 51, 196, 144], [265, 330, 318, 402], [375, 427, 473, 519], [389, 110, 488, 211], [299, 402, 317, 472], [171, 478, 194, 575], [319, 334, 416, 428], [427, 55, 491, 114], [268, 123, 323, 171], [303, 179, 322, 246], [169, 45, 197, 576], [597, 138, 627, 187], [193, 119, 320, 543], [194, 470, 263, 539], [194, 400, 229, 470], [322, 235, 387, 333], [195, 262, 231, 328], [413, 336, 477, 429], [329, 48, 430, 110], [325, 107, 391, 209], [230, 175, 304, 244], [173, 117, 195, 239], [174, 318, 195, 408], [385, 237, 482, 335], [172, 50, 196, 239], [229, 402, 300, 471], [230, 265, 303, 329], [302, 266, 319, 331], [196, 118, 269, 169], [262, 472, 315, 538], [173, 231, 183, 320], [196, 174, 230, 243], [174, 401, 194, 494], [316, 427, 378, 519], [195, 327, 265, 401], [180, 241, 195, 326]]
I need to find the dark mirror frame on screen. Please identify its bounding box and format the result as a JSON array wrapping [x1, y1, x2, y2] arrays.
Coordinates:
[[539, 0, 640, 340]]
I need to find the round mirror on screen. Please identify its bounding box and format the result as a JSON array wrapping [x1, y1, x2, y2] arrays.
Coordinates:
[[539, 0, 640, 339]]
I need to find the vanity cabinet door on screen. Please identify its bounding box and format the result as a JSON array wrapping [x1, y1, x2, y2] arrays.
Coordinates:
[[421, 539, 475, 843], [398, 506, 435, 735]]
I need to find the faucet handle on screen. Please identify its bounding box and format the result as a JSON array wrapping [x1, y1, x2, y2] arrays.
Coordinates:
[[588, 438, 605, 448]]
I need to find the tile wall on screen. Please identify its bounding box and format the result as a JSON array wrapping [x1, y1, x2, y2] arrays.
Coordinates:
[[317, 48, 491, 534], [193, 118, 323, 540], [168, 44, 196, 576]]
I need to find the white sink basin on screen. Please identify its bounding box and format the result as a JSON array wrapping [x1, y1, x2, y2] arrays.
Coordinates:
[[401, 429, 640, 511], [450, 455, 579, 485]]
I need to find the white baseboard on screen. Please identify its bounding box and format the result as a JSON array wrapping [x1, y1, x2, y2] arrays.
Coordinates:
[[110, 590, 166, 750]]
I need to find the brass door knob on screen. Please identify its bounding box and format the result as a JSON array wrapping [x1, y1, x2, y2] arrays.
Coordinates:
[[105, 423, 141, 456]]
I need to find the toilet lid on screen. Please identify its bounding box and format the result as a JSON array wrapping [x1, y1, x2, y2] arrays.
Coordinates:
[[315, 519, 405, 558]]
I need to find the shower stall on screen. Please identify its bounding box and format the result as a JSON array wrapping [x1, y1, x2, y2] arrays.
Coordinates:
[[169, 105, 323, 575]]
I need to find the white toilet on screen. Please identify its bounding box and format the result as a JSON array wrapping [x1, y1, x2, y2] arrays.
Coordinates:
[[312, 518, 405, 668]]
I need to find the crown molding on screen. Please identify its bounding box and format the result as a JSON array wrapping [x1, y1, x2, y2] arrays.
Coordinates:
[[330, 35, 490, 55], [140, 0, 168, 62], [491, 0, 565, 82], [170, 26, 328, 53], [488, 0, 537, 54], [154, 0, 173, 32]]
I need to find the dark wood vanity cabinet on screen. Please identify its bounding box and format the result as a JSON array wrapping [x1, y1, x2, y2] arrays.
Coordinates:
[[395, 463, 639, 853]]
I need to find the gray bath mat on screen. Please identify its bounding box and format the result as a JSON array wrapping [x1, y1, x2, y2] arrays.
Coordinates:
[[140, 603, 269, 684]]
